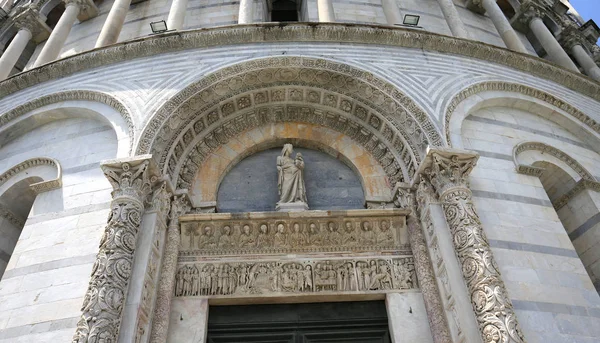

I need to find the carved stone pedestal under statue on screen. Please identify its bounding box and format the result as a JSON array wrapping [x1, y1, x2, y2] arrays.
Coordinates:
[[276, 201, 309, 212]]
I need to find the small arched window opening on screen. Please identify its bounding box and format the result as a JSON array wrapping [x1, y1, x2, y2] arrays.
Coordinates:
[[271, 0, 300, 22], [496, 0, 516, 19], [45, 2, 66, 29]]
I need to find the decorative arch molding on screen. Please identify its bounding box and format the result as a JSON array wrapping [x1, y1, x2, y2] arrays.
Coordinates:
[[0, 157, 62, 195], [136, 56, 443, 175], [191, 121, 393, 205], [512, 141, 600, 210], [0, 90, 135, 154], [513, 141, 595, 180], [444, 81, 600, 148]]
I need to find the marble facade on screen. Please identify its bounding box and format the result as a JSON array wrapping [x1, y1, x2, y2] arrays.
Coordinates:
[[0, 0, 600, 342]]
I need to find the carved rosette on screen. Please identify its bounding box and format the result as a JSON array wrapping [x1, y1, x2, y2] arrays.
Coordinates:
[[424, 151, 525, 343], [404, 207, 452, 342], [73, 157, 159, 343], [150, 193, 191, 343]]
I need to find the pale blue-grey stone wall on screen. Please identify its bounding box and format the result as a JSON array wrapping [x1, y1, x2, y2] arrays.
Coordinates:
[[217, 148, 365, 213]]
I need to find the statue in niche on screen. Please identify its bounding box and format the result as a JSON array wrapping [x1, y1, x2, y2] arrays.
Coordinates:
[[276, 144, 308, 211], [326, 222, 342, 245], [376, 220, 394, 245]]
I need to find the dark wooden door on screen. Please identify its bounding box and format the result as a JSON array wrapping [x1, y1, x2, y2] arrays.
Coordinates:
[[207, 301, 390, 343]]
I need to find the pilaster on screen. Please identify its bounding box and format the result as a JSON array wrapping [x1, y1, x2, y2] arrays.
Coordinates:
[[72, 155, 161, 343], [150, 191, 192, 343], [394, 184, 452, 343]]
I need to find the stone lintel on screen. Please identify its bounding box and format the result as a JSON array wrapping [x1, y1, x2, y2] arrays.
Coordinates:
[[180, 208, 410, 222]]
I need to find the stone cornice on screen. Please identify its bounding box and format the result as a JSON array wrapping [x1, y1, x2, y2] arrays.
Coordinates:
[[554, 178, 600, 210], [0, 23, 599, 102], [0, 157, 62, 194]]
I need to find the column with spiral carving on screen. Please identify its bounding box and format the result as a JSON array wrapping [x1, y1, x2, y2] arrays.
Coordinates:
[[394, 185, 452, 343], [423, 149, 526, 343], [150, 193, 191, 343], [72, 156, 160, 343]]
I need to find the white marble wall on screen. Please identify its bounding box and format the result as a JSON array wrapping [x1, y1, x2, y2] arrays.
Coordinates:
[[460, 106, 600, 343], [0, 117, 118, 342]]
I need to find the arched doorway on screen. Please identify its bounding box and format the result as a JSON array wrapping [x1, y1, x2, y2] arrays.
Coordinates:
[[140, 57, 441, 343]]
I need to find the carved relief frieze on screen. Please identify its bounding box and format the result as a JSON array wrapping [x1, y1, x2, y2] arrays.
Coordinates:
[[174, 256, 417, 298], [179, 213, 410, 258]]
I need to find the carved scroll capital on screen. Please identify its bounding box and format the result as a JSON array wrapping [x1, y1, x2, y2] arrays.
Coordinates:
[[102, 155, 160, 205], [417, 149, 478, 198]]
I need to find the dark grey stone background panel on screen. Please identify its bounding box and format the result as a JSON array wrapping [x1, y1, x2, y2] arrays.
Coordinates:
[[217, 148, 365, 213]]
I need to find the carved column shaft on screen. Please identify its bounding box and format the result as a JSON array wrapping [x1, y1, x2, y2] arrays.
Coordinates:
[[150, 194, 190, 343], [425, 150, 525, 343], [406, 213, 452, 343], [73, 156, 159, 343]]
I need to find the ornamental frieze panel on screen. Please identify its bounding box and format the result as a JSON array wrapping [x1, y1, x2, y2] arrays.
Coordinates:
[[179, 210, 411, 258], [174, 256, 417, 298], [173, 104, 412, 190]]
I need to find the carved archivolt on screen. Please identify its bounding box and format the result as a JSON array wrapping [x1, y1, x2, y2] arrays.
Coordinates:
[[513, 141, 595, 180], [137, 57, 442, 184], [176, 104, 412, 191], [175, 257, 417, 299], [444, 81, 600, 146], [179, 211, 410, 258], [0, 205, 25, 228], [2, 24, 599, 103], [0, 90, 134, 154], [0, 157, 62, 194]]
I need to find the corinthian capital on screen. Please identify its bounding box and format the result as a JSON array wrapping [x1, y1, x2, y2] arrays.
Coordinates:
[[11, 6, 51, 43], [102, 155, 160, 204], [423, 150, 478, 197], [559, 23, 589, 50]]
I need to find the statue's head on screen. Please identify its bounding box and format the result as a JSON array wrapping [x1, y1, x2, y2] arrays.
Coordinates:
[[293, 223, 300, 232], [282, 143, 293, 157], [277, 223, 285, 232]]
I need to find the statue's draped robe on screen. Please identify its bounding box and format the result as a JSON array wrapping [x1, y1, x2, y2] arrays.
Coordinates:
[[277, 155, 307, 203]]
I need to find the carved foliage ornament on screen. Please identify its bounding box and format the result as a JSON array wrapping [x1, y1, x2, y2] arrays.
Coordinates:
[[175, 257, 416, 298], [425, 152, 525, 343], [73, 158, 158, 343]]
